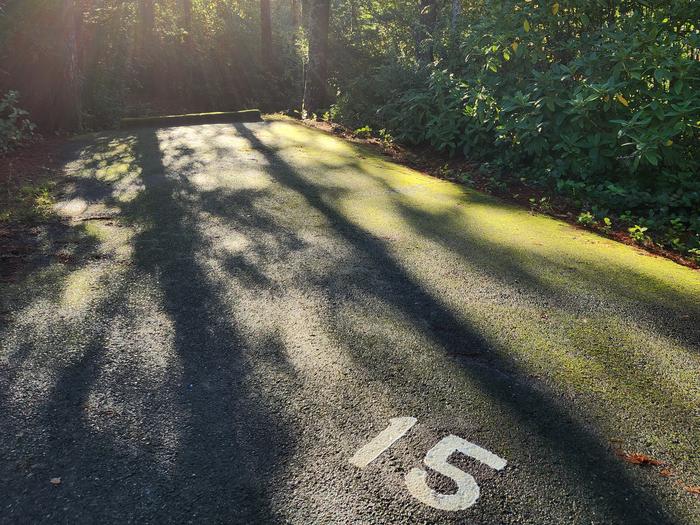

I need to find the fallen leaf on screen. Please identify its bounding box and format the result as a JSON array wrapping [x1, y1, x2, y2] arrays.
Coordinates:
[[685, 486, 700, 495], [50, 477, 61, 485], [617, 451, 664, 466], [659, 469, 672, 478]]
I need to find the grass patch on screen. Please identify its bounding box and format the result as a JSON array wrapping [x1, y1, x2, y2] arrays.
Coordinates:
[[0, 141, 62, 225], [12, 182, 56, 222]]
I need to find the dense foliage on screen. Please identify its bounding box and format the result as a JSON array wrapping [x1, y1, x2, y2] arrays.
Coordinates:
[[1, 0, 698, 257], [0, 90, 34, 153], [329, 0, 700, 258]]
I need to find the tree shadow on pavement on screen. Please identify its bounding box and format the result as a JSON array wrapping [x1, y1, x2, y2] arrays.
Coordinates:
[[0, 127, 300, 523], [233, 121, 683, 524], [1, 121, 695, 523]]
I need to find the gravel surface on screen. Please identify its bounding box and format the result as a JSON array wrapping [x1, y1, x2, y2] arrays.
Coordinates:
[[1, 120, 699, 524]]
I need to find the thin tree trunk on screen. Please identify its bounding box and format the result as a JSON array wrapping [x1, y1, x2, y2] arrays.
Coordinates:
[[350, 0, 357, 34], [140, 0, 155, 53], [139, 0, 156, 96], [448, 0, 461, 61], [291, 0, 300, 29], [416, 0, 436, 64], [56, 0, 82, 130], [451, 0, 461, 34], [182, 0, 192, 42], [303, 0, 330, 116], [301, 0, 310, 31], [291, 0, 303, 108], [260, 0, 273, 69], [181, 0, 194, 105], [76, 0, 91, 73]]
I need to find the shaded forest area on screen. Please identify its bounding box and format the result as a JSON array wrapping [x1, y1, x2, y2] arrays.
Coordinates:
[[1, 0, 699, 261], [1, 0, 316, 129]]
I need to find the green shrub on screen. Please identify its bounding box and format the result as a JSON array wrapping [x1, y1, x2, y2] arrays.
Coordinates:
[[1, 182, 57, 223], [353, 125, 372, 139], [689, 248, 700, 264], [378, 128, 394, 144], [0, 91, 35, 153], [577, 211, 596, 227], [629, 225, 649, 244], [335, 1, 700, 257]]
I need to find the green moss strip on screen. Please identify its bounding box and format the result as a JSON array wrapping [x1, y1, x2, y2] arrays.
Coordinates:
[[120, 109, 262, 129]]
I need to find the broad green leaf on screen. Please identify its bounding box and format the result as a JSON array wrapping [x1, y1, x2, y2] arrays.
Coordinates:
[[644, 150, 659, 166]]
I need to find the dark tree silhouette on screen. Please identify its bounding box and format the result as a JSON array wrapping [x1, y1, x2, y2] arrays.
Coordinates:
[[139, 0, 155, 54], [451, 0, 461, 34], [291, 0, 300, 29], [55, 0, 82, 130], [260, 0, 272, 69], [138, 0, 156, 96], [182, 0, 192, 44], [416, 0, 436, 64], [303, 0, 330, 116]]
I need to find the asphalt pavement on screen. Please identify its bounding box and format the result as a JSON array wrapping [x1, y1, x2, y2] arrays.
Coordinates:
[[1, 119, 699, 524]]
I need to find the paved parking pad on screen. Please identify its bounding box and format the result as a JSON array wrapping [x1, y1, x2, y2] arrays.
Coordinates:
[[1, 120, 699, 524]]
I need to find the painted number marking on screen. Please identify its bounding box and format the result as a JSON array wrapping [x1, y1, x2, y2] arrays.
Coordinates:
[[405, 434, 507, 511], [349, 417, 417, 468], [350, 418, 507, 512]]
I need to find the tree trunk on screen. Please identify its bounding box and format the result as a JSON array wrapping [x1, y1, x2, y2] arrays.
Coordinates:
[[181, 0, 194, 105], [291, 0, 300, 29], [301, 0, 310, 31], [260, 0, 273, 69], [303, 0, 330, 116], [55, 0, 82, 130], [350, 0, 357, 34], [139, 0, 155, 52], [416, 0, 436, 64], [182, 0, 192, 42], [139, 0, 156, 96], [451, 0, 461, 34]]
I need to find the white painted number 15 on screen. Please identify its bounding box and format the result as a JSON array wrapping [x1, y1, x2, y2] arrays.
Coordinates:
[[349, 417, 506, 512]]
